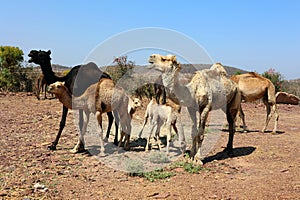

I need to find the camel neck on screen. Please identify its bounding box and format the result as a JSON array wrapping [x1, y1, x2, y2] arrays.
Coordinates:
[[40, 60, 64, 84], [55, 89, 73, 109], [162, 71, 194, 107], [56, 88, 89, 110]]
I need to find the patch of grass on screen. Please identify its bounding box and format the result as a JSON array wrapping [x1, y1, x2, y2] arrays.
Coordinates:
[[142, 169, 174, 182], [125, 159, 144, 176], [170, 160, 210, 174]]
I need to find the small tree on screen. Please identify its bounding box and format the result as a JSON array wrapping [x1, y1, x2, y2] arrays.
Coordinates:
[[262, 68, 284, 93], [0, 46, 25, 91], [111, 55, 134, 82]]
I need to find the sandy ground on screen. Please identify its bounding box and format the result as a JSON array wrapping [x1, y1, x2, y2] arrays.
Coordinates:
[[0, 92, 300, 199]]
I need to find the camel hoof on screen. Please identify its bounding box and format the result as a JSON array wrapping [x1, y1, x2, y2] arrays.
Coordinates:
[[271, 131, 277, 135], [99, 152, 106, 157], [123, 146, 130, 151], [113, 140, 119, 146], [70, 146, 86, 154], [47, 144, 57, 151], [103, 137, 109, 143], [192, 155, 203, 165]]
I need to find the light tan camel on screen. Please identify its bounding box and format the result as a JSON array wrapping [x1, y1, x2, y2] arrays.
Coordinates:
[[231, 72, 279, 133], [149, 54, 241, 164], [48, 79, 140, 155], [138, 98, 180, 153]]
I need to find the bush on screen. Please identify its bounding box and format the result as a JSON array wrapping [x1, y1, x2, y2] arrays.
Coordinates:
[[262, 68, 284, 93]]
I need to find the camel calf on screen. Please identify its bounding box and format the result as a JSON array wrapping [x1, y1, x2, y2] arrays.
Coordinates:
[[138, 98, 180, 153]]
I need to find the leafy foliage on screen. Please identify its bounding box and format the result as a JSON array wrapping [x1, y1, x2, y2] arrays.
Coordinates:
[[0, 46, 32, 91], [262, 68, 284, 93]]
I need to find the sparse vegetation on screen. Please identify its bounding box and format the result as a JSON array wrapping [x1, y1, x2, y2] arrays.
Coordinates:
[[142, 169, 174, 182]]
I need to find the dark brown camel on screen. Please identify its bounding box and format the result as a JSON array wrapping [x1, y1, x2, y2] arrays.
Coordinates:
[[28, 50, 117, 151]]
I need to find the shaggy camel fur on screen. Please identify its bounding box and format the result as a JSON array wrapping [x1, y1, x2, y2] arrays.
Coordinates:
[[230, 72, 279, 133], [138, 98, 180, 153], [28, 50, 115, 150], [48, 79, 140, 154], [149, 54, 241, 163]]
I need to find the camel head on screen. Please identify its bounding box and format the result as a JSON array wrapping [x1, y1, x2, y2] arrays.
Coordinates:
[[128, 97, 142, 116], [210, 62, 228, 76], [147, 54, 180, 73], [48, 81, 67, 95], [28, 50, 51, 65], [130, 98, 142, 110]]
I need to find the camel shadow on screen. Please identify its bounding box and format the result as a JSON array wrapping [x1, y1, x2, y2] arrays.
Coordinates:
[[263, 130, 285, 134], [202, 146, 256, 164]]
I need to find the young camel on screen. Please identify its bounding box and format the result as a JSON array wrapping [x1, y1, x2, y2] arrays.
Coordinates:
[[148, 54, 241, 164], [35, 73, 47, 100], [231, 72, 279, 133], [28, 50, 115, 150], [48, 79, 140, 154], [138, 98, 180, 153]]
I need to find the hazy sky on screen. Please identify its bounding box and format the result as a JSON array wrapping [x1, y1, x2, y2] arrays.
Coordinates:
[[1, 0, 299, 79]]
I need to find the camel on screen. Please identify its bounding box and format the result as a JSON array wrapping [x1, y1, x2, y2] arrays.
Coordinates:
[[148, 54, 241, 164], [230, 72, 279, 133], [48, 79, 141, 154], [28, 50, 116, 151], [35, 73, 47, 100], [138, 98, 180, 153]]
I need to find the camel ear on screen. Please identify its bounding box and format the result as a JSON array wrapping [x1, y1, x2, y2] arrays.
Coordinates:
[[170, 55, 177, 62], [47, 50, 51, 55]]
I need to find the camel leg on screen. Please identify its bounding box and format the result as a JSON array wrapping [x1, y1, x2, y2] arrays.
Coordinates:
[[48, 106, 69, 150], [175, 114, 186, 153], [262, 98, 272, 133], [187, 107, 198, 158], [272, 104, 279, 134], [138, 115, 148, 138], [104, 112, 118, 145], [146, 119, 156, 152], [71, 111, 89, 153], [194, 106, 210, 165], [239, 105, 248, 132], [96, 111, 105, 157], [43, 83, 47, 100], [165, 121, 172, 154], [224, 108, 237, 155], [154, 120, 163, 151]]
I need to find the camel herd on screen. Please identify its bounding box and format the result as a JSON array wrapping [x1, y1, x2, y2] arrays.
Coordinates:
[[28, 50, 279, 164]]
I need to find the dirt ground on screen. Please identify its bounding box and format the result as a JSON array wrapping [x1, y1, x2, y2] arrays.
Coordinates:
[[0, 92, 300, 199]]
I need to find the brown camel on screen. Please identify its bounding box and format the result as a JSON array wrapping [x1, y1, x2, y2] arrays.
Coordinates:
[[231, 72, 279, 133], [35, 73, 47, 100], [149, 54, 241, 164], [48, 79, 141, 154]]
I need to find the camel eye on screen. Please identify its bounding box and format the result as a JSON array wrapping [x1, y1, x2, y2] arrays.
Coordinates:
[[57, 85, 61, 88]]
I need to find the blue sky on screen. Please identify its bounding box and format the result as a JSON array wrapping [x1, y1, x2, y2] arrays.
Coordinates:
[[1, 0, 299, 79]]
